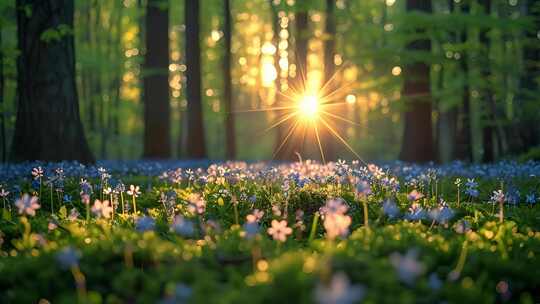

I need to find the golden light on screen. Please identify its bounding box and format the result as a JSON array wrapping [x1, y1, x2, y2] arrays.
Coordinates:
[[298, 94, 319, 120], [346, 94, 356, 104]]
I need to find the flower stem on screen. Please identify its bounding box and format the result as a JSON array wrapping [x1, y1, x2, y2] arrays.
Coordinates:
[[308, 212, 320, 242]]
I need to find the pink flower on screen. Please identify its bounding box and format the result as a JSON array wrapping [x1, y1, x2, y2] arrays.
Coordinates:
[[267, 220, 292, 242], [91, 200, 113, 219], [15, 194, 40, 216]]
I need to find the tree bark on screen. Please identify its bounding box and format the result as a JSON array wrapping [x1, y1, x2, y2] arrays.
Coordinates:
[[321, 0, 337, 162], [223, 0, 236, 159], [399, 0, 435, 163], [0, 29, 5, 162], [479, 0, 495, 163], [184, 0, 206, 158], [274, 2, 308, 161], [11, 0, 94, 163], [143, 0, 171, 158]]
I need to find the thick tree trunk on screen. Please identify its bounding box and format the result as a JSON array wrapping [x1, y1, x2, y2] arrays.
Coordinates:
[[184, 0, 206, 158], [143, 0, 171, 158], [399, 0, 435, 163], [11, 0, 94, 163], [274, 4, 308, 161], [223, 0, 236, 159]]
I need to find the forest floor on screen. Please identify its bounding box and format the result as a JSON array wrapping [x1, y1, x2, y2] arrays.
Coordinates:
[[0, 160, 539, 303]]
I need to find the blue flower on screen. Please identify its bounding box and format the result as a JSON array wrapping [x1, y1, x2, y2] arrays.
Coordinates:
[[56, 247, 80, 269], [136, 216, 156, 232]]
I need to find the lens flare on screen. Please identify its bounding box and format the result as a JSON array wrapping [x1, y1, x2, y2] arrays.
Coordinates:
[[298, 95, 319, 119]]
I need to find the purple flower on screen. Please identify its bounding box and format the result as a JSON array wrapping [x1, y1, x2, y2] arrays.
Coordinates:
[[314, 272, 365, 304], [136, 216, 156, 232]]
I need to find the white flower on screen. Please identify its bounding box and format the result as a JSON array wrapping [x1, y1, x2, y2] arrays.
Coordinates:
[[15, 194, 40, 216], [267, 219, 292, 242], [127, 185, 141, 197], [91, 200, 113, 219], [32, 167, 44, 179], [0, 188, 10, 198], [315, 272, 365, 304]]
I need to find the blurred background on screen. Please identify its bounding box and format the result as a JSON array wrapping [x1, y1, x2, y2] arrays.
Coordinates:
[[0, 0, 539, 163]]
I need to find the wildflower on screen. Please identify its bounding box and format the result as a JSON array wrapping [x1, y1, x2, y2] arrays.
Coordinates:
[[324, 212, 352, 240], [251, 209, 264, 221], [186, 193, 206, 215], [354, 180, 372, 198], [314, 272, 365, 304], [0, 188, 10, 198], [405, 203, 425, 221], [171, 215, 195, 237], [56, 247, 80, 269], [389, 249, 425, 285], [15, 194, 40, 216], [103, 187, 112, 195], [407, 190, 424, 202], [48, 221, 58, 231], [429, 199, 454, 225], [454, 178, 462, 187], [319, 198, 348, 218], [267, 219, 292, 242], [63, 194, 72, 203], [464, 178, 479, 198], [526, 193, 537, 206], [136, 216, 156, 232], [91, 200, 113, 219], [127, 185, 141, 197], [382, 199, 400, 219], [454, 220, 471, 234], [490, 190, 505, 204], [243, 214, 260, 239], [68, 208, 80, 221], [79, 179, 93, 195], [32, 166, 44, 179]]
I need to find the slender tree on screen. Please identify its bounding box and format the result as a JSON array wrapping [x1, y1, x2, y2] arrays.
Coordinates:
[[143, 0, 171, 158], [274, 1, 309, 161], [399, 0, 435, 163], [479, 0, 496, 162], [184, 0, 206, 158], [321, 0, 337, 162], [11, 0, 93, 163], [0, 28, 5, 162], [223, 0, 236, 159], [455, 0, 473, 161]]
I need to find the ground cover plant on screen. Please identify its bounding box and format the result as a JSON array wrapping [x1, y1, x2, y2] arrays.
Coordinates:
[[0, 160, 539, 303]]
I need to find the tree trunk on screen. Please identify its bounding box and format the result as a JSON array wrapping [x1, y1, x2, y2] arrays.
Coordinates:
[[223, 0, 236, 159], [321, 0, 337, 162], [274, 3, 308, 161], [184, 0, 206, 158], [143, 0, 171, 158], [0, 29, 5, 162], [399, 0, 435, 163], [479, 0, 495, 163], [11, 0, 94, 163]]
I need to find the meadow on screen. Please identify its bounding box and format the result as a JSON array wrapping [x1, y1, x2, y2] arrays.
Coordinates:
[[0, 160, 539, 303]]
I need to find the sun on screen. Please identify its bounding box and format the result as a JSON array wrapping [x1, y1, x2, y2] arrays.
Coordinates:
[[298, 94, 319, 120]]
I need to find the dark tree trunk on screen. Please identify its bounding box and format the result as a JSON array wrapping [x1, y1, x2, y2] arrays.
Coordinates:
[[274, 3, 309, 161], [479, 0, 495, 163], [399, 0, 435, 163], [517, 0, 540, 149], [0, 29, 5, 163], [184, 0, 206, 158], [223, 0, 236, 159], [143, 0, 171, 158], [11, 0, 94, 163]]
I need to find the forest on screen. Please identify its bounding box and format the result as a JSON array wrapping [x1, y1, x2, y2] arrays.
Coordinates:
[[0, 0, 538, 163], [1, 0, 540, 303]]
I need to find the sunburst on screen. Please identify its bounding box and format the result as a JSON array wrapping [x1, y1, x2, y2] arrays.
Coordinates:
[[234, 62, 366, 165]]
